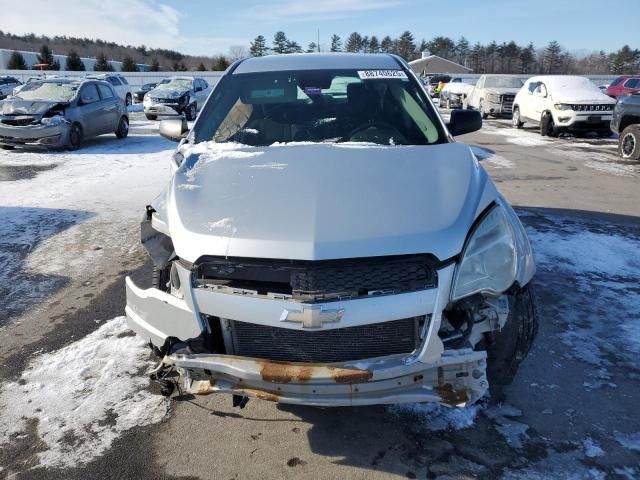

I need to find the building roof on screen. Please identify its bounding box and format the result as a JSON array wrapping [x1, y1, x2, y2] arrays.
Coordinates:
[[408, 55, 472, 75], [234, 53, 403, 74]]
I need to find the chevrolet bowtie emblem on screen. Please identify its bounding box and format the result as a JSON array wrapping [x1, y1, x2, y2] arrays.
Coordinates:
[[280, 306, 345, 329]]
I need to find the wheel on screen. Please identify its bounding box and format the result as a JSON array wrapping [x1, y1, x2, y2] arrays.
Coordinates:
[[125, 93, 132, 107], [512, 107, 524, 129], [145, 114, 158, 121], [484, 284, 538, 390], [540, 112, 557, 137], [152, 265, 171, 292], [185, 102, 197, 121], [478, 100, 488, 119], [115, 116, 129, 139], [619, 125, 640, 159], [68, 123, 83, 150]]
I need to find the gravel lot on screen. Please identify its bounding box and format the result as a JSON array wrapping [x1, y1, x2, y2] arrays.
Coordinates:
[[0, 109, 638, 479]]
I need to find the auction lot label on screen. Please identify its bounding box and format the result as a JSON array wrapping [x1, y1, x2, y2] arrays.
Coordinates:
[[357, 70, 408, 80]]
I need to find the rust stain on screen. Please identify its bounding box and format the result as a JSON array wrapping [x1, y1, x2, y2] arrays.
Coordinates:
[[258, 360, 372, 385], [243, 388, 280, 403], [436, 383, 469, 407], [331, 368, 373, 384], [259, 360, 313, 384]]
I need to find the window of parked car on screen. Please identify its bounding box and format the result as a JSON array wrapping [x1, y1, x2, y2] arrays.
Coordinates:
[[484, 77, 523, 88], [119, 76, 129, 85], [107, 77, 122, 86], [623, 78, 639, 89], [527, 82, 538, 94], [609, 77, 625, 87], [80, 84, 100, 104], [97, 83, 115, 99], [194, 68, 447, 147]]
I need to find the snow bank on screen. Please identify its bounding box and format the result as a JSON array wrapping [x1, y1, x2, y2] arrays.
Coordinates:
[[0, 316, 168, 469]]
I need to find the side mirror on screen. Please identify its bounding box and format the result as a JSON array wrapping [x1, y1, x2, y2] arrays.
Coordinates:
[[159, 118, 189, 142], [447, 109, 482, 136], [194, 86, 202, 92]]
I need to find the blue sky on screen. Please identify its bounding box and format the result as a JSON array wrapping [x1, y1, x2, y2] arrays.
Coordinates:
[[1, 0, 638, 56]]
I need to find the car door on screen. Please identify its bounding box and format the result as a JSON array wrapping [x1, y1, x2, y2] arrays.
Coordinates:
[[97, 83, 120, 133], [530, 82, 548, 121], [193, 79, 206, 108], [76, 83, 103, 137], [471, 76, 484, 107], [107, 76, 125, 100]]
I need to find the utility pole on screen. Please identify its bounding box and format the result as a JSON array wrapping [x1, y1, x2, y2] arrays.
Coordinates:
[[317, 29, 320, 52]]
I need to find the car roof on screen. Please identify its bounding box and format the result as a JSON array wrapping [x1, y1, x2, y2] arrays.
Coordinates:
[[233, 53, 403, 74]]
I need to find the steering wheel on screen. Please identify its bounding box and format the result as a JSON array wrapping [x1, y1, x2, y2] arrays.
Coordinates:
[[346, 121, 408, 144]]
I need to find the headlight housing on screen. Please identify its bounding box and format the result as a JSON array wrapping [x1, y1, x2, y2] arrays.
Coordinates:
[[451, 206, 517, 301], [554, 103, 573, 111], [488, 93, 500, 103], [41, 115, 64, 126]]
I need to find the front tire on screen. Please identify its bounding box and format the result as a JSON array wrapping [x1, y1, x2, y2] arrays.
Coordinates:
[[540, 112, 557, 137], [619, 125, 640, 159], [512, 107, 524, 129], [115, 116, 129, 139], [185, 102, 197, 121], [485, 284, 538, 389], [68, 123, 83, 150]]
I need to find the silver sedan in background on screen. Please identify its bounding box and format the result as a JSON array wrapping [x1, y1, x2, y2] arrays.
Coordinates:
[[0, 78, 129, 150]]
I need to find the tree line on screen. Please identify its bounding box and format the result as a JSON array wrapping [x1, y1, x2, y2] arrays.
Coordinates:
[[249, 31, 639, 75]]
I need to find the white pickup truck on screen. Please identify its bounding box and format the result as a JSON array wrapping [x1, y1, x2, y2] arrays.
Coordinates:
[[464, 75, 524, 118]]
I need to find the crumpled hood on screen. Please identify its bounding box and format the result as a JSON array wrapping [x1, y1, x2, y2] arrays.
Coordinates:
[[0, 99, 67, 116], [485, 87, 521, 96], [150, 87, 189, 99], [164, 142, 496, 262]]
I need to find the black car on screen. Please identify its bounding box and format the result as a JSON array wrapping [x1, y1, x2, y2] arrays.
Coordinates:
[[132, 83, 158, 103], [612, 92, 640, 159]]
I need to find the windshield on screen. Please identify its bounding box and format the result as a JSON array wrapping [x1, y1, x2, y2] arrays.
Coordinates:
[[484, 77, 524, 88], [194, 69, 446, 146], [14, 81, 79, 102], [157, 78, 192, 90]]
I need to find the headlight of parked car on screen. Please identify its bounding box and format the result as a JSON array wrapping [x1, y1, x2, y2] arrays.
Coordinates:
[[554, 103, 573, 111], [143, 94, 151, 104], [488, 93, 501, 103], [41, 116, 64, 126], [451, 206, 517, 301]]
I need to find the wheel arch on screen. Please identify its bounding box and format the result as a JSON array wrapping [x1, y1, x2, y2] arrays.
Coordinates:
[[619, 115, 640, 132]]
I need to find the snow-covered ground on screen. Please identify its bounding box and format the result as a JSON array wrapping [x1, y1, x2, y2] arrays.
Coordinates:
[[0, 133, 174, 324]]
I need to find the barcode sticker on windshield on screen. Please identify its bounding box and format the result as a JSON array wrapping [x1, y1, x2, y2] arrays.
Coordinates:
[[357, 70, 408, 80]]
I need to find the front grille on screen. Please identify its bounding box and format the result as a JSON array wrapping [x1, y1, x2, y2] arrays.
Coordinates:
[[229, 317, 424, 363], [571, 104, 613, 112], [1, 116, 37, 126], [195, 255, 438, 302], [500, 94, 515, 113]]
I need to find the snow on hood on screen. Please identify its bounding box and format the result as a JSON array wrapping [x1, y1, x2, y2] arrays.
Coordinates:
[[0, 99, 67, 116], [164, 142, 496, 262], [150, 84, 190, 99], [541, 76, 616, 104], [442, 83, 468, 95]]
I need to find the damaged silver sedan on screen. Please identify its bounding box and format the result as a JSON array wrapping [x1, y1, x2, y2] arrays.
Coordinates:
[[0, 78, 129, 150], [126, 53, 538, 408]]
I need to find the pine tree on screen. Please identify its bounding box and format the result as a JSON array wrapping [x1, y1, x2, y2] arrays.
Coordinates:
[[250, 35, 269, 57], [7, 50, 27, 70], [65, 50, 85, 71], [307, 42, 318, 53], [330, 34, 342, 52], [121, 56, 138, 72], [544, 40, 563, 74], [37, 44, 60, 70], [150, 58, 160, 72], [211, 56, 230, 71], [285, 40, 302, 54], [197, 62, 206, 71], [272, 31, 288, 54], [380, 36, 394, 54], [368, 36, 380, 54], [93, 52, 112, 71], [396, 31, 416, 60], [345, 32, 363, 53]]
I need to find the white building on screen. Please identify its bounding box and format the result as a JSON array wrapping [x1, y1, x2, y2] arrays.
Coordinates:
[[0, 48, 149, 72]]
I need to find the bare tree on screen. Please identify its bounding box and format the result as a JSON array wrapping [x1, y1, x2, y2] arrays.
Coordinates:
[[228, 45, 248, 61]]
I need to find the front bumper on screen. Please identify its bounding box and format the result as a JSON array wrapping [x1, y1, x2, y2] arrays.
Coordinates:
[[554, 111, 613, 130], [144, 102, 182, 116], [125, 263, 489, 407], [0, 122, 69, 148]]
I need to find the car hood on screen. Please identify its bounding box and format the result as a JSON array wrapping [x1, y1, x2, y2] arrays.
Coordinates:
[[485, 87, 521, 95], [149, 87, 189, 99], [163, 142, 497, 263], [552, 90, 616, 104], [0, 99, 68, 116]]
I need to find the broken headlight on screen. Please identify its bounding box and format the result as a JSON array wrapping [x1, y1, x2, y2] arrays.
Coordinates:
[[451, 206, 517, 301]]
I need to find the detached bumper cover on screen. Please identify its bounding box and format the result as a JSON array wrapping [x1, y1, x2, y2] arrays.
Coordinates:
[[144, 103, 182, 116]]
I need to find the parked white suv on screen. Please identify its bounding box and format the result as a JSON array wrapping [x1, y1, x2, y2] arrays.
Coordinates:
[[464, 75, 523, 118], [512, 76, 616, 137], [86, 73, 132, 106]]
